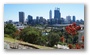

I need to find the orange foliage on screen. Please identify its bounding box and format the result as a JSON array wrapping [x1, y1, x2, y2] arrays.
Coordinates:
[[81, 36, 84, 42], [68, 44, 73, 49], [60, 36, 65, 43], [75, 44, 81, 49], [65, 22, 81, 36]]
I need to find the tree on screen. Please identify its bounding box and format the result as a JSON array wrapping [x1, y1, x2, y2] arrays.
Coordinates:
[[20, 27, 43, 44], [13, 30, 20, 43], [65, 22, 81, 44], [60, 36, 65, 43], [47, 32, 60, 47], [4, 24, 16, 36], [36, 36, 47, 46]]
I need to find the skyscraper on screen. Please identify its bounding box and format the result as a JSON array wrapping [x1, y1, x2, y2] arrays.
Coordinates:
[[49, 10, 52, 24], [66, 15, 71, 24], [54, 8, 61, 20], [36, 16, 39, 24], [54, 8, 61, 24], [72, 16, 76, 22], [27, 15, 33, 25], [19, 12, 24, 24], [49, 10, 52, 19]]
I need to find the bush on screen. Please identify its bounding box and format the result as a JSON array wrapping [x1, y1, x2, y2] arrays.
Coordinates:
[[20, 27, 44, 45], [4, 24, 16, 36], [47, 32, 60, 47]]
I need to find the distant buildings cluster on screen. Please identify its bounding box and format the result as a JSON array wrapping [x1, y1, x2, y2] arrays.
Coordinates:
[[5, 8, 84, 26]]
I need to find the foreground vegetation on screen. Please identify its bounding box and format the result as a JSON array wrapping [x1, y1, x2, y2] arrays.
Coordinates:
[[4, 23, 84, 49], [4, 37, 54, 49]]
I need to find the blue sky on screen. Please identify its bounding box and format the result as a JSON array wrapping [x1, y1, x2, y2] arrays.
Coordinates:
[[4, 4, 84, 21]]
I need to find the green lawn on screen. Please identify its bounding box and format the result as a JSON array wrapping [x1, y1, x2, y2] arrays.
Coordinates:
[[4, 37, 54, 49]]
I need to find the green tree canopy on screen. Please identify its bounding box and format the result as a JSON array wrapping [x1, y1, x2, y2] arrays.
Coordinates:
[[4, 24, 16, 36], [20, 27, 42, 44], [47, 32, 60, 47]]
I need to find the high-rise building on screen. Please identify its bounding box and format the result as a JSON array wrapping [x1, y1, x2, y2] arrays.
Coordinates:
[[80, 19, 84, 24], [19, 12, 24, 24], [54, 8, 61, 24], [49, 10, 52, 25], [72, 16, 76, 22], [36, 16, 39, 24], [61, 18, 65, 24], [66, 15, 71, 24], [76, 20, 80, 25], [27, 15, 33, 25], [49, 10, 52, 19], [8, 20, 13, 24], [54, 8, 61, 20], [39, 16, 46, 25]]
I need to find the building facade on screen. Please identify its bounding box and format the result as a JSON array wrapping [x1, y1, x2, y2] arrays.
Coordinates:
[[27, 15, 33, 25], [19, 12, 24, 24], [54, 8, 61, 24], [72, 16, 76, 22]]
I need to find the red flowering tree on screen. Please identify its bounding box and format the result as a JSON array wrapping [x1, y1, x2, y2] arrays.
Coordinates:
[[65, 23, 84, 49], [65, 22, 84, 49], [65, 22, 81, 44], [75, 43, 81, 49], [65, 22, 81, 36]]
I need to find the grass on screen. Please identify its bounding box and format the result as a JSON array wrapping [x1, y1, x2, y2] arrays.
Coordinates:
[[4, 37, 54, 49], [4, 37, 19, 43]]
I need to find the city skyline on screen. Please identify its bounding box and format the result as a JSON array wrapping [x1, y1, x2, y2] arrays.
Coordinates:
[[4, 4, 84, 21]]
